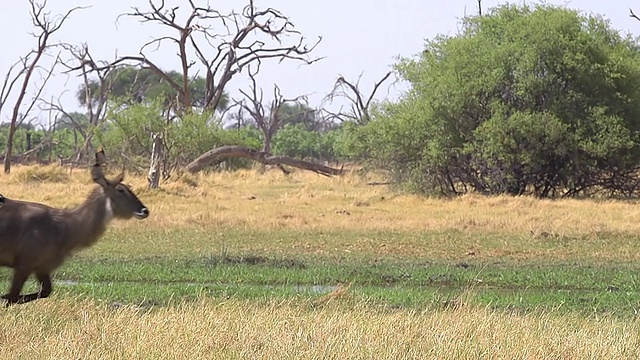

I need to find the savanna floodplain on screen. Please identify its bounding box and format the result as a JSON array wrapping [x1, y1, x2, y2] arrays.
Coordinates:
[[2, 165, 640, 359]]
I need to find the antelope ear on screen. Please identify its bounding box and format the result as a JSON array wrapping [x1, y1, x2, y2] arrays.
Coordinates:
[[111, 172, 125, 185]]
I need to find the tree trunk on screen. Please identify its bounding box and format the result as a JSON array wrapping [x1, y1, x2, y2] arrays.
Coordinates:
[[4, 122, 17, 173], [262, 133, 272, 154], [74, 135, 94, 163], [26, 132, 32, 151], [147, 133, 163, 189]]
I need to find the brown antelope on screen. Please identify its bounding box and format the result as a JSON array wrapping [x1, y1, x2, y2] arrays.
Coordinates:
[[0, 150, 149, 305]]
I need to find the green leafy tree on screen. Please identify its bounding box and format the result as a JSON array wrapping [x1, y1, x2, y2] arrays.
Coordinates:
[[78, 66, 229, 111], [272, 123, 342, 162], [353, 4, 640, 197], [272, 123, 321, 159], [96, 99, 260, 173]]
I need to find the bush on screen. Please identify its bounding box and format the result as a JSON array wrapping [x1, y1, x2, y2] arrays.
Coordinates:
[[272, 123, 342, 162], [351, 4, 640, 197], [96, 99, 262, 172]]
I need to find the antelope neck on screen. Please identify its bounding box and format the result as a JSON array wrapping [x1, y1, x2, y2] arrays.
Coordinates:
[[62, 187, 113, 251]]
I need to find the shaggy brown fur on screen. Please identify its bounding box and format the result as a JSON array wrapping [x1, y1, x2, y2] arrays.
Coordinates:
[[0, 152, 149, 305]]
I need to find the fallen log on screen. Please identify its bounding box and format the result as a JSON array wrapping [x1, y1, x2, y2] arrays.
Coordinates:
[[185, 145, 345, 176]]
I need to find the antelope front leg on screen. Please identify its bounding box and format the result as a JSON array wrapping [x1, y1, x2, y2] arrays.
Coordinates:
[[2, 269, 31, 306], [36, 272, 52, 298], [2, 273, 52, 305]]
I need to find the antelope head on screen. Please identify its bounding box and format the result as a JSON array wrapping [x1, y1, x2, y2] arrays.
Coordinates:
[[91, 150, 149, 220]]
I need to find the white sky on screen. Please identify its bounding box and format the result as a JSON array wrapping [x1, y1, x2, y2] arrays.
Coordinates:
[[1, 0, 640, 125]]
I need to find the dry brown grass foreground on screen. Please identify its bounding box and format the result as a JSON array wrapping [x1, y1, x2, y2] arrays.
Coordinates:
[[0, 297, 638, 360]]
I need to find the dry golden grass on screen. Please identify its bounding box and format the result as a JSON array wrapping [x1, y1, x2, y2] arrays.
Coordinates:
[[3, 164, 640, 262], [0, 297, 639, 359], [4, 165, 640, 358], [5, 164, 640, 235]]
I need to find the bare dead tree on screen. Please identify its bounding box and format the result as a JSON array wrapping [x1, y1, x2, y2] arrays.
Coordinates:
[[57, 44, 118, 163], [40, 100, 60, 163], [322, 71, 394, 126], [109, 0, 322, 113], [1, 1, 85, 173], [0, 111, 60, 166], [225, 104, 249, 130], [185, 70, 344, 176], [0, 55, 58, 165], [39, 98, 84, 149], [236, 69, 307, 154], [147, 133, 164, 188], [0, 61, 27, 123]]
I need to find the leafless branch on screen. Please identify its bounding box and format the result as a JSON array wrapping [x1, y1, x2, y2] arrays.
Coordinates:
[[234, 68, 307, 153], [111, 0, 322, 113], [39, 97, 88, 140], [2, 0, 85, 173], [0, 60, 29, 116], [58, 43, 117, 162], [19, 53, 61, 129], [322, 71, 394, 125]]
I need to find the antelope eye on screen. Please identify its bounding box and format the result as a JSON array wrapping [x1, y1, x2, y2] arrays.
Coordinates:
[[116, 187, 125, 193]]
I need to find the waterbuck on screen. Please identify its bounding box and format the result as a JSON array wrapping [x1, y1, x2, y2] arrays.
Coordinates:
[[0, 150, 149, 305]]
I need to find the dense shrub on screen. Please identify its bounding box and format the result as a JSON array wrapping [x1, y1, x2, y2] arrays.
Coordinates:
[[347, 4, 640, 197]]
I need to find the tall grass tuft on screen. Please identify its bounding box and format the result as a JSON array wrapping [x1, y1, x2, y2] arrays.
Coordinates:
[[11, 164, 71, 184]]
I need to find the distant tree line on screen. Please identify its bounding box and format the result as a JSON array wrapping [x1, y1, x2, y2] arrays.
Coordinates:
[[1, 0, 380, 186], [8, 1, 640, 198]]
